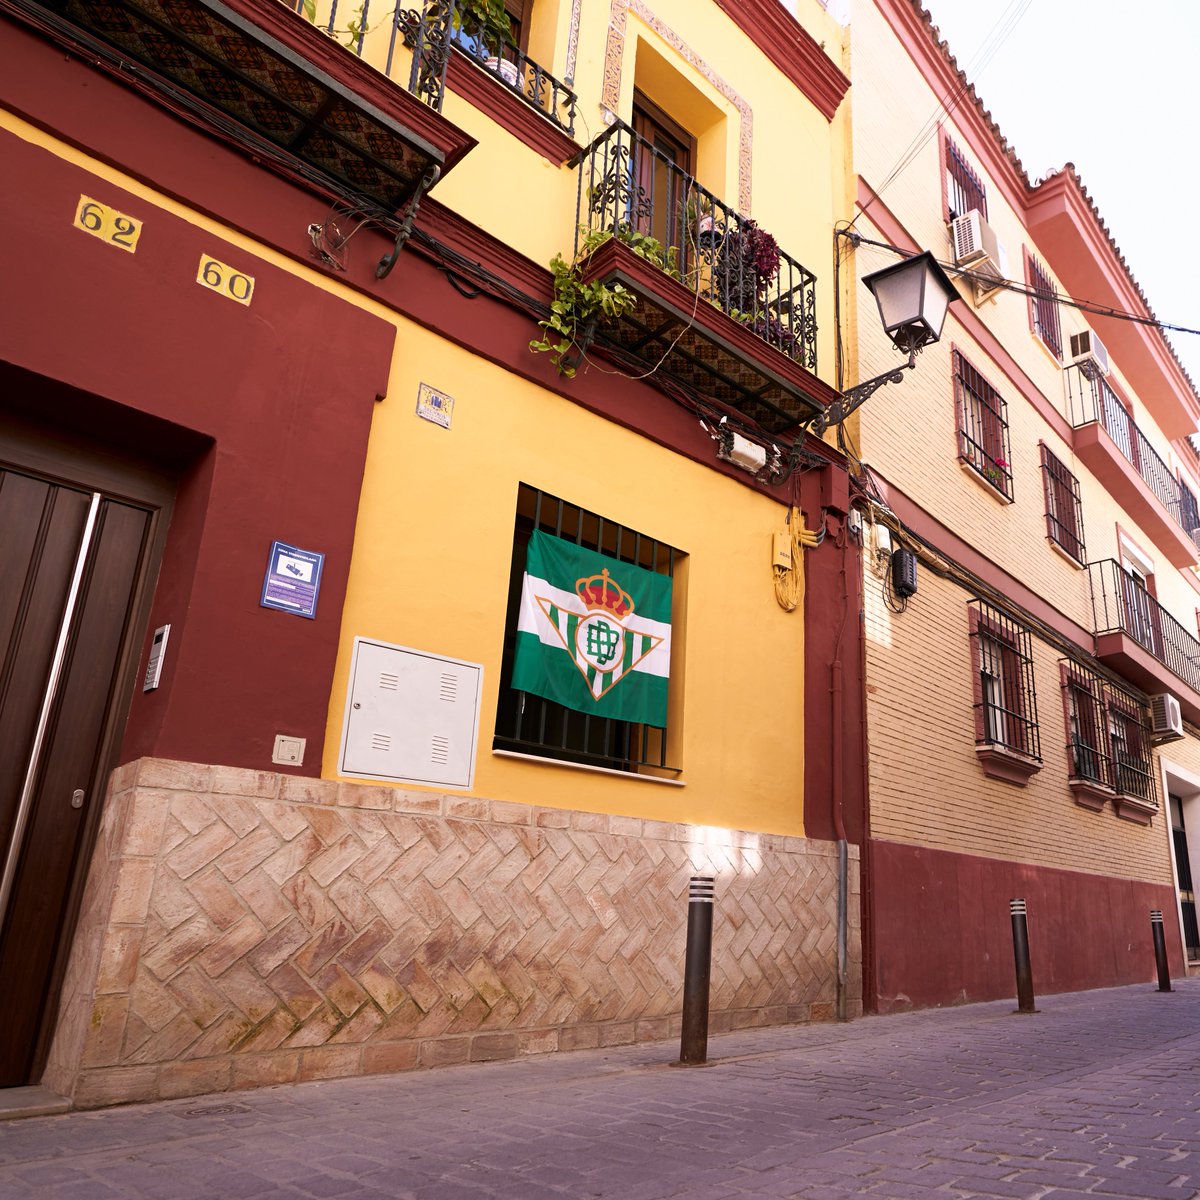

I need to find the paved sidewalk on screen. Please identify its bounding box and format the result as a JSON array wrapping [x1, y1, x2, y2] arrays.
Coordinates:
[[3, 981, 1200, 1199]]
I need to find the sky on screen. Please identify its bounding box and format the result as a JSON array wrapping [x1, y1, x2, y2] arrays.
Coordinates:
[[911, 0, 1200, 398]]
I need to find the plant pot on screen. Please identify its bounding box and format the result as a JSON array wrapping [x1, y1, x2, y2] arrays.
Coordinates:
[[485, 56, 520, 87]]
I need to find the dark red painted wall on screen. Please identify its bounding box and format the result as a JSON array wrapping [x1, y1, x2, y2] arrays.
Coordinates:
[[0, 130, 394, 774], [868, 838, 1185, 1012], [803, 506, 867, 847]]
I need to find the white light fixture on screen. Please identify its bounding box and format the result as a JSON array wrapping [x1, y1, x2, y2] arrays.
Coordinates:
[[861, 250, 958, 356], [810, 246, 960, 435]]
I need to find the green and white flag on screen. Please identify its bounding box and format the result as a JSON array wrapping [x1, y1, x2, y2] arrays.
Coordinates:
[[512, 530, 672, 726]]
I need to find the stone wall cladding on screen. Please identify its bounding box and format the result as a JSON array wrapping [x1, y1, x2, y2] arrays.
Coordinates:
[[45, 759, 859, 1108]]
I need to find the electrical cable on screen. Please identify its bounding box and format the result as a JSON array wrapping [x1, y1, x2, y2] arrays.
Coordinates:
[[846, 232, 1200, 347], [850, 482, 1152, 699], [774, 506, 822, 612], [852, 0, 1032, 234]]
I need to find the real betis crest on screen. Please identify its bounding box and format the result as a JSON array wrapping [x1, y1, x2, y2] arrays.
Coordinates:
[[511, 531, 672, 726]]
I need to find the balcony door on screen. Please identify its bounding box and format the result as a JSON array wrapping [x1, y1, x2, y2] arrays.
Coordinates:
[[1120, 542, 1160, 656], [631, 93, 694, 258]]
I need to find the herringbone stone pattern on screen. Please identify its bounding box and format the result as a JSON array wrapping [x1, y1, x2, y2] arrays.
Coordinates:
[[44, 759, 858, 1108]]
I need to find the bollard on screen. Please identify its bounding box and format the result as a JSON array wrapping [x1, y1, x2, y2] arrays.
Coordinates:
[[1151, 910, 1173, 992], [678, 875, 715, 1065], [1009, 898, 1037, 1014]]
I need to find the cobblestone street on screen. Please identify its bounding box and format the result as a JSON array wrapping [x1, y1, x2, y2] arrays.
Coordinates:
[[4, 980, 1200, 1198]]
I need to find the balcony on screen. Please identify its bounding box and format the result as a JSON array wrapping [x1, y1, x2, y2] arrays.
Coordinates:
[[1067, 367, 1199, 568], [1087, 558, 1200, 722], [570, 121, 838, 435], [11, 0, 476, 220], [299, 1, 577, 152]]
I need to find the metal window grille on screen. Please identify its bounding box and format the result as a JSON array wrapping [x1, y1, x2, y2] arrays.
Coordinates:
[[969, 601, 1041, 760], [954, 351, 1013, 498], [945, 139, 988, 221], [1057, 659, 1157, 806], [493, 484, 681, 773], [1027, 255, 1063, 359], [1181, 479, 1200, 546], [1109, 698, 1157, 805], [1060, 661, 1111, 786], [1039, 445, 1086, 562]]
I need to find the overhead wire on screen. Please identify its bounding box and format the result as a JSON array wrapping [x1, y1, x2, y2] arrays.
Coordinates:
[[848, 232, 1200, 343], [852, 0, 1033, 234]]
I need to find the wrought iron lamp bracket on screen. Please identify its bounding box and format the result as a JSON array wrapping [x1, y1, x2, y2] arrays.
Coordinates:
[[376, 165, 441, 280], [810, 350, 917, 435]]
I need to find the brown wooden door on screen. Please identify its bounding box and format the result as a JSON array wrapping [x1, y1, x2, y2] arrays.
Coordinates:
[[631, 94, 693, 257], [0, 467, 151, 1086]]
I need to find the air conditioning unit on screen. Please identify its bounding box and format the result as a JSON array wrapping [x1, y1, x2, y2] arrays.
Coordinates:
[[950, 209, 1002, 302], [1150, 692, 1184, 741], [1069, 329, 1110, 379]]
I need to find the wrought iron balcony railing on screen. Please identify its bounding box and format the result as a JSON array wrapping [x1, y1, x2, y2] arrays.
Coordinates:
[[1088, 558, 1200, 694], [1182, 478, 1200, 552], [573, 121, 818, 372], [290, 1, 577, 133], [1067, 367, 1188, 532]]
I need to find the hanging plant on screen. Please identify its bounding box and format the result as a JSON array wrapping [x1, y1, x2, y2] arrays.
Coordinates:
[[530, 226, 677, 378]]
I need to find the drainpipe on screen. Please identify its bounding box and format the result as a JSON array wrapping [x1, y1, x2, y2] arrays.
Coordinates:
[[831, 656, 848, 1021], [829, 514, 853, 1021]]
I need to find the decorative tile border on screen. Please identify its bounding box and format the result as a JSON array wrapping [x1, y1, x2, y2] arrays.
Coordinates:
[[602, 0, 753, 214]]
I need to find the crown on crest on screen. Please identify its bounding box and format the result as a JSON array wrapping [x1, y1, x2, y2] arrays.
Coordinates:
[[576, 568, 634, 619]]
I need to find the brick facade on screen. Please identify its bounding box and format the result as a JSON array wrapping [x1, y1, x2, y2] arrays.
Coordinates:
[[44, 759, 859, 1108]]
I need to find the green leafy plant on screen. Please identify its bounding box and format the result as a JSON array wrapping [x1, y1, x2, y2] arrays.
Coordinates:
[[455, 0, 515, 52], [981, 458, 1009, 489], [299, 0, 371, 50], [530, 227, 676, 377]]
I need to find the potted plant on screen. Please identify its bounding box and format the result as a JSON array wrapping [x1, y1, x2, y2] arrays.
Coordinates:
[[982, 458, 1009, 489], [530, 225, 675, 377], [454, 0, 519, 83]]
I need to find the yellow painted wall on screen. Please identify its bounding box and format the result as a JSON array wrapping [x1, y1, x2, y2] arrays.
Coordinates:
[[23, 3, 854, 839], [323, 318, 812, 835], [290, 0, 857, 836], [303, 0, 852, 387]]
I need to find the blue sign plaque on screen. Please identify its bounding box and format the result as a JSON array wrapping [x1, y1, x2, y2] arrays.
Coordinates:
[[260, 541, 325, 619]]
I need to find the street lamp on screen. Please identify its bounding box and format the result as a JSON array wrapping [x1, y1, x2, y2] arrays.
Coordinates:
[[811, 249, 958, 434]]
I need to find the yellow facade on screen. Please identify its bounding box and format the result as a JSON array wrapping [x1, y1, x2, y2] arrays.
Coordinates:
[[0, 0, 870, 1105], [325, 312, 816, 833], [302, 0, 855, 836]]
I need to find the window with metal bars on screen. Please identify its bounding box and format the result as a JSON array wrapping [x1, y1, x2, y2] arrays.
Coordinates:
[[1026, 254, 1063, 359], [1058, 660, 1157, 808], [1060, 661, 1110, 788], [944, 137, 987, 222], [969, 601, 1041, 762], [1039, 445, 1086, 563], [493, 484, 681, 774], [954, 351, 1012, 499]]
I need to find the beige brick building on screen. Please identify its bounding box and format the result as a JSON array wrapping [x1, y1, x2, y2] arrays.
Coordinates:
[[845, 0, 1200, 1010]]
